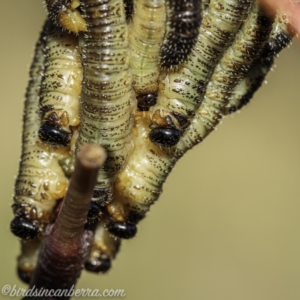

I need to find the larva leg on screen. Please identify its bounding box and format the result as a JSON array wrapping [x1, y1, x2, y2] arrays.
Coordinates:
[[17, 239, 40, 284], [226, 14, 292, 113], [149, 0, 253, 147], [38, 23, 82, 148], [10, 22, 69, 240], [46, 0, 87, 33], [160, 0, 201, 69], [129, 0, 166, 111], [76, 0, 135, 221], [85, 221, 120, 273]]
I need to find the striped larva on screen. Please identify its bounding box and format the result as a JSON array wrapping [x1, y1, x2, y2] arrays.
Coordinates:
[[10, 23, 69, 240], [129, 0, 166, 111], [45, 0, 87, 33], [76, 0, 136, 216], [38, 23, 82, 148], [173, 2, 278, 157], [105, 3, 282, 239], [226, 14, 292, 113], [17, 239, 40, 284], [148, 0, 253, 147], [160, 0, 201, 69], [85, 221, 120, 273]]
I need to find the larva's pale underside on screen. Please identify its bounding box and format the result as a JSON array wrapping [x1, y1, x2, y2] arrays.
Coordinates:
[[148, 0, 253, 147]]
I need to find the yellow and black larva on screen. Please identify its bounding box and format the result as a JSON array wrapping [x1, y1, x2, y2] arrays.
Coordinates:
[[85, 220, 120, 273], [45, 0, 87, 33], [160, 0, 201, 69], [173, 2, 277, 157], [10, 23, 69, 240], [128, 0, 166, 111], [105, 3, 288, 240], [38, 23, 83, 148], [149, 0, 253, 147], [76, 0, 136, 218], [225, 14, 292, 113], [17, 239, 40, 284]]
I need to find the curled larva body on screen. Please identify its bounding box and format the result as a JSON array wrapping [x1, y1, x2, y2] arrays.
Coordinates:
[[149, 0, 253, 147], [38, 24, 83, 147], [17, 240, 40, 284], [226, 14, 292, 113], [85, 221, 120, 274], [10, 23, 69, 241], [174, 2, 277, 157], [129, 0, 166, 111], [45, 0, 87, 33], [76, 0, 136, 208], [160, 0, 201, 69]]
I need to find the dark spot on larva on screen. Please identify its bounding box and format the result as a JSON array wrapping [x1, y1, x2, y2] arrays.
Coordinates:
[[106, 220, 137, 239], [39, 104, 54, 117], [170, 111, 190, 128], [149, 127, 181, 147], [38, 124, 71, 146], [10, 217, 40, 240], [85, 257, 111, 274]]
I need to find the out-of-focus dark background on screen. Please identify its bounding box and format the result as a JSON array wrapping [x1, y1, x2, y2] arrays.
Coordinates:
[[1, 2, 300, 300]]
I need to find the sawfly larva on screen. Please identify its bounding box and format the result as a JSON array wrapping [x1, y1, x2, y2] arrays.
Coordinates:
[[45, 0, 87, 33], [129, 0, 166, 111], [76, 0, 136, 219], [17, 239, 40, 284], [10, 23, 69, 240], [148, 0, 253, 147], [226, 13, 292, 113], [85, 221, 120, 273], [38, 23, 83, 148], [160, 0, 201, 69]]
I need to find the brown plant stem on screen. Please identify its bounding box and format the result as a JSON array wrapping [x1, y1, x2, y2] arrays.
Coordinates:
[[27, 144, 107, 299]]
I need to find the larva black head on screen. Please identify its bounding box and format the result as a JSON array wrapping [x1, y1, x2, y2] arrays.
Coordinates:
[[17, 267, 32, 284], [10, 217, 40, 240], [85, 257, 111, 274], [38, 124, 71, 147], [149, 128, 181, 147], [85, 201, 102, 229], [137, 93, 157, 111], [106, 220, 137, 239]]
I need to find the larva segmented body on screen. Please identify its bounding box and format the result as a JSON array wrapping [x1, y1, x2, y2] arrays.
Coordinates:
[[17, 240, 40, 284], [85, 221, 120, 273], [45, 0, 87, 33], [226, 14, 292, 113], [149, 0, 253, 147], [160, 0, 201, 69], [76, 0, 135, 210], [10, 23, 69, 241], [38, 23, 83, 148], [129, 0, 166, 111], [105, 3, 284, 239], [174, 2, 275, 157]]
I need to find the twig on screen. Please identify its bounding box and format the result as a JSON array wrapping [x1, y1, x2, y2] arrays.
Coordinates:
[[25, 144, 106, 300]]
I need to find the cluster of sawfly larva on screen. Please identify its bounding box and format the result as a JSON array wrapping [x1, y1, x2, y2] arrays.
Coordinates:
[[10, 0, 293, 284]]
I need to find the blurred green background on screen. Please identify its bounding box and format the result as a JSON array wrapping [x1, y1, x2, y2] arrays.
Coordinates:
[[1, 2, 300, 300]]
